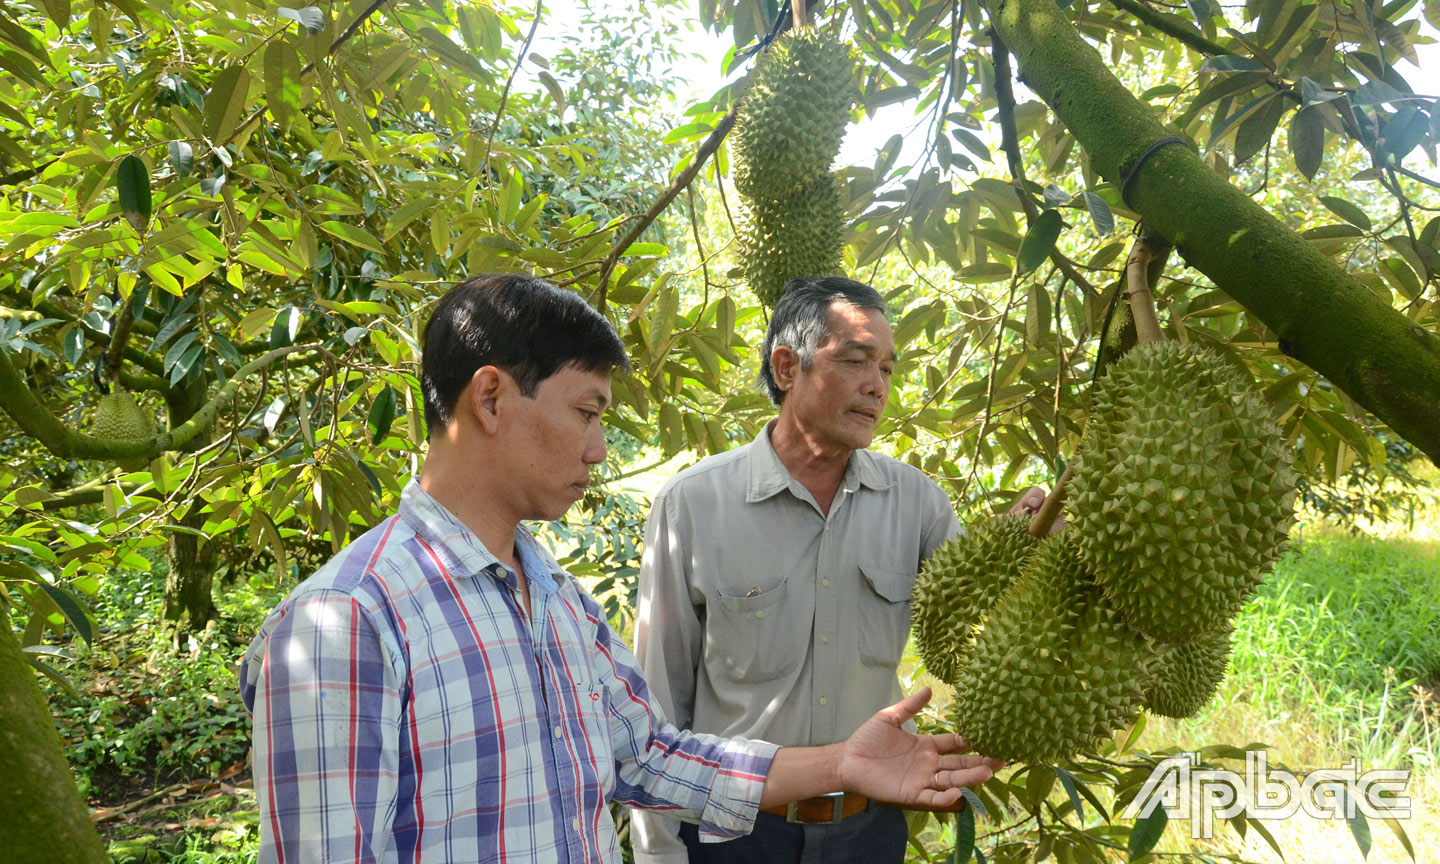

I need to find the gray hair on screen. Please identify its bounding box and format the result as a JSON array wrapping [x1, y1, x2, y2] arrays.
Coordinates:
[[759, 276, 889, 405]]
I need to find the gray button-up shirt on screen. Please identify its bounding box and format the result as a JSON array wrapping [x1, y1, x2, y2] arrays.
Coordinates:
[[630, 425, 960, 863]]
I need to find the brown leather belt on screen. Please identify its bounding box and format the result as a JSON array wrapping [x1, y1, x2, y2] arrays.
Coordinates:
[[761, 792, 869, 824]]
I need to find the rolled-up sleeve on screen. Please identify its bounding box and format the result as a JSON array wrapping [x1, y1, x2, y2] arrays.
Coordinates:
[[240, 590, 404, 864], [581, 589, 779, 846]]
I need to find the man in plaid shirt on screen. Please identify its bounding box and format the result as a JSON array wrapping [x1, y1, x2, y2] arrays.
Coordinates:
[[241, 274, 1000, 863]]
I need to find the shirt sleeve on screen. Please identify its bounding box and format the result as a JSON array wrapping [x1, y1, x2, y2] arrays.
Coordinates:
[[579, 585, 779, 853], [241, 590, 404, 864], [629, 489, 709, 863], [920, 479, 963, 559]]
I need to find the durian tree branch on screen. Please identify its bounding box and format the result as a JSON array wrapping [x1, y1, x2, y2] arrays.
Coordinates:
[[992, 31, 1100, 299], [0, 289, 169, 379], [594, 107, 739, 313], [1107, 0, 1231, 59], [1029, 466, 1071, 537], [0, 343, 325, 463], [983, 0, 1440, 466]]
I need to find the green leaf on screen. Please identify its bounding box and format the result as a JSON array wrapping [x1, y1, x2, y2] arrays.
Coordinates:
[[1291, 106, 1324, 181], [1352, 79, 1406, 107], [264, 41, 302, 131], [1186, 0, 1212, 20], [1299, 77, 1341, 108], [24, 654, 79, 699], [950, 806, 975, 863], [204, 64, 251, 141], [31, 582, 94, 646], [368, 385, 397, 444], [537, 69, 566, 114], [1347, 797, 1372, 859], [1319, 196, 1371, 230], [1024, 765, 1056, 813], [1127, 806, 1168, 860], [1427, 0, 1440, 32], [318, 221, 387, 254], [646, 282, 678, 358], [167, 140, 194, 178], [37, 0, 71, 29], [1378, 107, 1429, 163], [277, 5, 325, 34], [62, 327, 83, 365], [1247, 816, 1284, 859], [1205, 54, 1265, 72], [1234, 93, 1286, 164], [1382, 817, 1417, 861], [1054, 766, 1086, 821], [1017, 209, 1063, 274], [1083, 190, 1114, 235], [116, 154, 151, 231]]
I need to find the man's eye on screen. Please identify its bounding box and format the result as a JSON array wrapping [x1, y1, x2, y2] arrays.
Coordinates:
[[580, 410, 598, 422]]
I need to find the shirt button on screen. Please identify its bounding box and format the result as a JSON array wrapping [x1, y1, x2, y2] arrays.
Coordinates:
[[755, 610, 765, 619], [821, 579, 830, 588], [820, 635, 829, 644], [554, 726, 564, 739], [819, 696, 828, 706], [572, 818, 581, 831]]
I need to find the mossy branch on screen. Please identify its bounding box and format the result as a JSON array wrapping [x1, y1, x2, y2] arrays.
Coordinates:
[[0, 343, 324, 463], [984, 0, 1440, 465], [1108, 0, 1231, 60]]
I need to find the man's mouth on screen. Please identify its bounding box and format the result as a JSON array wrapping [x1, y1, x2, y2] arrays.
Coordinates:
[[849, 408, 879, 422]]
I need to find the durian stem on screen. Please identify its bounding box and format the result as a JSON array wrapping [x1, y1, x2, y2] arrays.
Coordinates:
[[1028, 466, 1071, 537], [105, 292, 137, 382], [1123, 235, 1171, 344]]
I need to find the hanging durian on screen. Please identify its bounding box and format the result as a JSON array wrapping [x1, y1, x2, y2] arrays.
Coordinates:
[[92, 390, 155, 471], [734, 172, 846, 307], [731, 28, 856, 201], [949, 537, 1156, 764], [1143, 628, 1232, 719], [911, 514, 1039, 686], [1069, 341, 1296, 644]]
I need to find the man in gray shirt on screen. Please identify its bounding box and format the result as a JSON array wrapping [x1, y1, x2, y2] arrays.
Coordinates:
[[632, 277, 1045, 863]]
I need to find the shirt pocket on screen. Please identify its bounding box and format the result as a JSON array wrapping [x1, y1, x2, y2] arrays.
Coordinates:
[[857, 564, 914, 669], [573, 683, 615, 798], [709, 581, 802, 683]]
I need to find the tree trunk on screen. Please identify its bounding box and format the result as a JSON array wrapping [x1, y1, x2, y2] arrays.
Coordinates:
[[983, 0, 1440, 466], [162, 377, 216, 632], [0, 612, 110, 864]]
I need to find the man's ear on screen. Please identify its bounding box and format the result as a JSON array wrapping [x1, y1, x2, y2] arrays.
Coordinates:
[[770, 346, 799, 393], [468, 366, 505, 434]]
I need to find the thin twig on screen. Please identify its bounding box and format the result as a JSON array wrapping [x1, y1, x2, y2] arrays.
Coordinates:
[[593, 108, 739, 314], [483, 0, 544, 200]]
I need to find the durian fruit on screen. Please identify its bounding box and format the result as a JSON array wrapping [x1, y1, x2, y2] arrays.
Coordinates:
[[92, 390, 155, 471], [949, 537, 1156, 764], [731, 28, 856, 201], [911, 514, 1039, 686], [1069, 341, 1296, 644], [735, 172, 845, 307], [1143, 628, 1232, 719]]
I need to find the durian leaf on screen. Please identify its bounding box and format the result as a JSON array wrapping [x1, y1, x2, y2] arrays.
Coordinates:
[[961, 786, 990, 820], [368, 385, 397, 444], [116, 154, 151, 230], [1126, 806, 1167, 860], [1344, 793, 1372, 859], [1083, 190, 1114, 236], [950, 806, 975, 863], [1054, 766, 1086, 822], [1024, 765, 1056, 813], [1017, 209, 1062, 274], [1318, 196, 1373, 231], [29, 581, 94, 646], [1381, 816, 1416, 861], [24, 654, 79, 699], [1290, 105, 1324, 181]]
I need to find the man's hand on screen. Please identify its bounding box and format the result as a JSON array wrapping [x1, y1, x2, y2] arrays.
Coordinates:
[[1009, 486, 1064, 535], [835, 688, 1002, 810]]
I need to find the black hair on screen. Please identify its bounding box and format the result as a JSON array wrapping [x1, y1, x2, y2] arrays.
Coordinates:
[[421, 273, 630, 435], [758, 276, 889, 405]]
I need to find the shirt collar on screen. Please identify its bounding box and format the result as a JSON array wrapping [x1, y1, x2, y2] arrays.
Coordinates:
[[745, 422, 893, 504], [398, 479, 567, 589]]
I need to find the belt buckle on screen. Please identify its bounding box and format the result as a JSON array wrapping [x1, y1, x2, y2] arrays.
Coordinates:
[[785, 791, 846, 824]]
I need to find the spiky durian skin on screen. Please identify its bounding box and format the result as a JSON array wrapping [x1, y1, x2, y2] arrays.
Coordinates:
[[1143, 629, 1231, 719], [735, 172, 845, 307], [1069, 342, 1297, 644], [731, 28, 856, 201], [949, 538, 1156, 764], [911, 515, 1039, 686], [92, 391, 154, 471]]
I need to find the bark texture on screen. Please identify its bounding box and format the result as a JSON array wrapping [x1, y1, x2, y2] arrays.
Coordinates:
[[985, 0, 1440, 465], [0, 613, 110, 864]]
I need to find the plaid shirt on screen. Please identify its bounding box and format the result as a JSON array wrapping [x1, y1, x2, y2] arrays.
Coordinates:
[[240, 480, 778, 863]]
